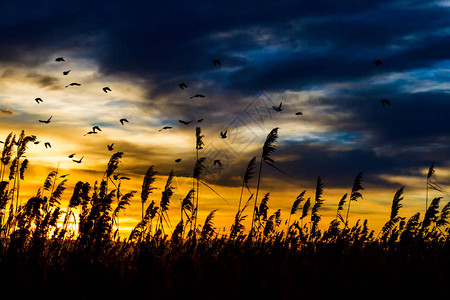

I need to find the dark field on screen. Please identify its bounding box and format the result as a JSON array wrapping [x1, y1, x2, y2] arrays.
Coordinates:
[[0, 130, 449, 299]]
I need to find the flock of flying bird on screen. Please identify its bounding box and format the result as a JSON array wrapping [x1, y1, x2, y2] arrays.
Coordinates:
[[33, 57, 131, 165], [31, 56, 391, 170], [33, 57, 228, 167]]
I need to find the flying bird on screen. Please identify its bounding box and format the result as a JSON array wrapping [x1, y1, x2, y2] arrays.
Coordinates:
[[39, 116, 52, 124], [119, 176, 130, 180], [44, 142, 51, 149], [34, 141, 41, 144], [197, 119, 204, 122], [159, 126, 173, 131], [178, 82, 188, 89], [65, 83, 81, 88], [175, 158, 182, 163], [35, 98, 43, 104], [190, 94, 205, 99], [72, 156, 84, 164], [68, 153, 76, 158], [374, 59, 383, 67], [120, 118, 128, 125], [214, 160, 222, 167], [295, 112, 303, 115], [83, 131, 97, 136], [63, 70, 71, 75], [381, 99, 391, 107], [107, 143, 114, 151], [103, 87, 111, 93], [179, 120, 192, 125], [59, 174, 70, 178], [212, 59, 222, 66], [55, 57, 65, 62], [220, 130, 227, 139], [92, 126, 101, 132], [272, 102, 283, 112]]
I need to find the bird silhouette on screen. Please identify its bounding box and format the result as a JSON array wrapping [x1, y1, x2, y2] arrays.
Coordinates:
[[272, 102, 283, 112], [175, 158, 182, 163], [295, 112, 303, 115], [381, 99, 391, 107], [35, 98, 43, 104], [83, 131, 97, 136], [179, 120, 192, 125], [213, 59, 222, 66], [107, 143, 114, 151], [190, 94, 205, 99], [374, 59, 383, 67], [65, 83, 81, 88], [197, 119, 204, 122], [68, 153, 76, 158], [63, 70, 71, 75], [120, 118, 128, 125], [220, 130, 227, 139], [59, 174, 70, 178], [72, 156, 83, 163], [92, 126, 101, 132], [178, 82, 188, 89], [44, 142, 51, 149], [39, 116, 52, 124], [119, 176, 130, 180], [159, 126, 173, 131], [55, 57, 65, 62], [103, 87, 111, 93], [214, 160, 222, 167], [34, 141, 40, 144]]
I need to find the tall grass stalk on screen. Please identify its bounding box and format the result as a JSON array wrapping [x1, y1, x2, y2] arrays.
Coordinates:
[[251, 128, 278, 235]]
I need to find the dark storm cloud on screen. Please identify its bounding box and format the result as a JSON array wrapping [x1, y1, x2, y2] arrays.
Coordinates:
[[0, 1, 393, 79], [1, 1, 449, 97]]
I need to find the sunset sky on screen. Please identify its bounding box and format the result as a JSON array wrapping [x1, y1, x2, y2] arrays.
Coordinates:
[[0, 0, 449, 235]]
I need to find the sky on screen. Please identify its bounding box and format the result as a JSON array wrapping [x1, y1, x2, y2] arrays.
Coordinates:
[[0, 0, 449, 235]]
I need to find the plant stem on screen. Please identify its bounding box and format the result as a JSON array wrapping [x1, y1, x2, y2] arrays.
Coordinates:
[[251, 155, 264, 234]]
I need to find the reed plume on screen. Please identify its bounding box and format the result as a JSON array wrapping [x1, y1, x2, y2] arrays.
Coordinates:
[[49, 179, 67, 207], [336, 193, 348, 224], [344, 172, 363, 228], [158, 170, 174, 233], [311, 175, 325, 236], [436, 201, 450, 227], [195, 127, 204, 150], [422, 197, 441, 231], [113, 190, 136, 233], [181, 189, 194, 219], [200, 209, 217, 241], [380, 186, 404, 238], [141, 165, 157, 219], [257, 192, 270, 226], [287, 190, 306, 231], [230, 194, 253, 240], [301, 197, 311, 221], [19, 159, 28, 180]]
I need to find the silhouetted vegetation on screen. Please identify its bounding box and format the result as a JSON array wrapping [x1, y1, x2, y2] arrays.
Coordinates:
[[0, 130, 449, 298]]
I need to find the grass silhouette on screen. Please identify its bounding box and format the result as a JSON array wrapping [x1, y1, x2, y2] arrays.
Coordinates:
[[0, 129, 449, 298]]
